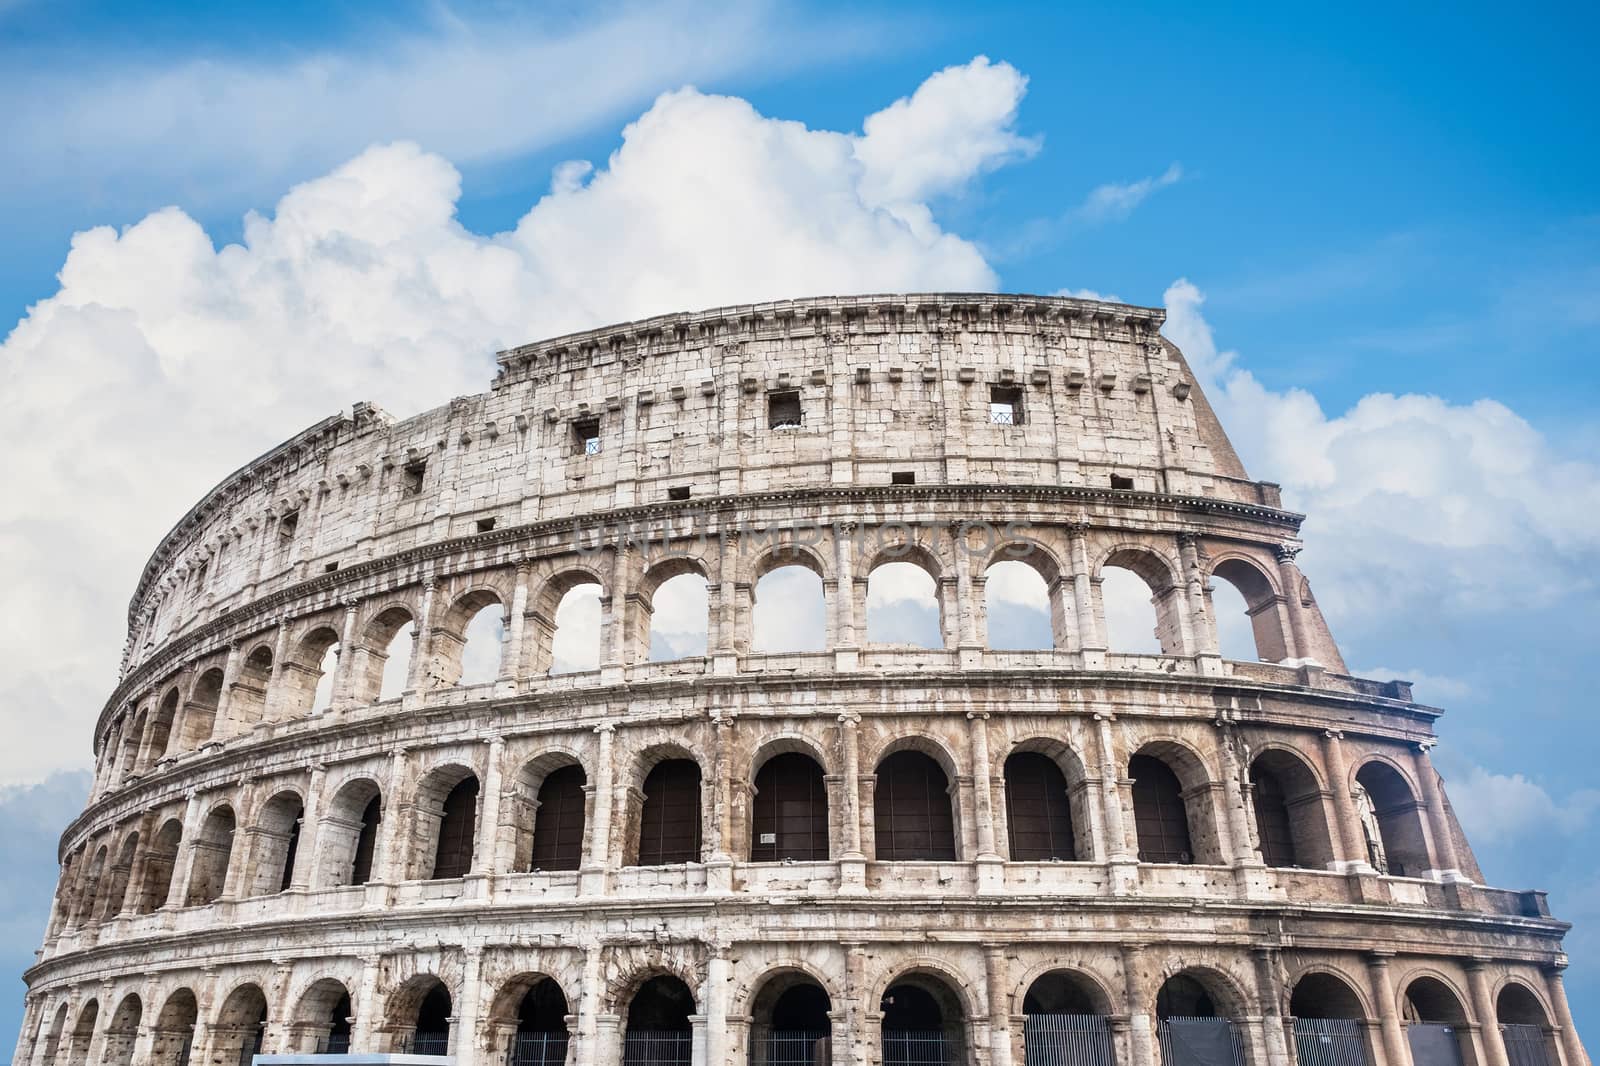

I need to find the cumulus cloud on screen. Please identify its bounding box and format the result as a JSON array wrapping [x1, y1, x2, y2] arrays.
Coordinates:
[[0, 58, 1035, 783], [1445, 764, 1600, 844], [1164, 278, 1600, 622]]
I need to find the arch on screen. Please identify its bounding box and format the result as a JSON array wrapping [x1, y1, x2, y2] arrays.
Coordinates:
[[135, 818, 183, 913], [247, 789, 306, 896], [1291, 972, 1368, 1021], [412, 766, 480, 880], [1496, 981, 1550, 1026], [430, 588, 505, 688], [72, 845, 109, 926], [866, 555, 945, 649], [489, 973, 571, 1066], [212, 983, 269, 1066], [1003, 750, 1078, 862], [118, 706, 146, 779], [1402, 976, 1468, 1025], [874, 749, 957, 861], [750, 752, 829, 862], [1131, 740, 1224, 865], [388, 975, 452, 1055], [641, 558, 710, 663], [178, 669, 224, 750], [752, 561, 827, 654], [185, 803, 236, 905], [292, 978, 354, 1055], [315, 778, 383, 889], [98, 831, 141, 922], [1355, 760, 1432, 877], [64, 998, 98, 1066], [542, 573, 604, 675], [634, 758, 703, 866], [984, 541, 1064, 651], [622, 974, 696, 1066], [230, 645, 274, 730], [527, 761, 588, 872], [357, 604, 416, 704], [152, 989, 198, 1066], [1155, 970, 1248, 1066], [145, 688, 181, 766], [880, 968, 969, 1066], [1098, 545, 1182, 655], [1006, 737, 1095, 862], [747, 968, 833, 1066], [39, 1003, 69, 1066], [1496, 981, 1555, 1066], [1209, 557, 1289, 663], [281, 626, 341, 718], [1250, 748, 1336, 869], [103, 994, 143, 1066], [1023, 970, 1118, 1066]]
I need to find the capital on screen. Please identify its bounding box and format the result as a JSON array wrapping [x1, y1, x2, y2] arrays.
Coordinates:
[[1275, 543, 1303, 563]]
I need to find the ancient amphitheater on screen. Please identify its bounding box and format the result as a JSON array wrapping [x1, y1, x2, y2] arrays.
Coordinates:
[[12, 294, 1589, 1066]]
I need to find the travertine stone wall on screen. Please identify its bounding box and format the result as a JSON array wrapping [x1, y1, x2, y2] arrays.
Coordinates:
[[16, 295, 1587, 1066]]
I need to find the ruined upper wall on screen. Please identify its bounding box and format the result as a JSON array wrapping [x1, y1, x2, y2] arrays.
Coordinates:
[[124, 293, 1284, 673]]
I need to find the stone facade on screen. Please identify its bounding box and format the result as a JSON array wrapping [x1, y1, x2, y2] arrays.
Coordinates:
[[12, 293, 1589, 1066]]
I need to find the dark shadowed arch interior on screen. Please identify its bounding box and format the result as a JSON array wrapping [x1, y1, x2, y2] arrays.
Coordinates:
[[1290, 973, 1372, 1066], [185, 805, 236, 905], [749, 974, 832, 1066], [103, 994, 143, 1066], [874, 750, 957, 861], [1355, 762, 1431, 878], [136, 819, 183, 913], [431, 775, 480, 879], [1005, 751, 1077, 861], [530, 764, 587, 871], [751, 752, 829, 862], [501, 977, 570, 1066], [1131, 755, 1193, 864], [881, 973, 966, 1066], [636, 759, 702, 866], [412, 982, 452, 1055], [623, 975, 695, 1066], [152, 989, 198, 1066]]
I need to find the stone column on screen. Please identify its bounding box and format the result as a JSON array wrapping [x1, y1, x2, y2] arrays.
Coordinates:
[[1094, 715, 1137, 892], [985, 945, 1014, 1066], [705, 950, 731, 1066], [843, 942, 869, 1066], [707, 714, 734, 892], [472, 737, 505, 880], [404, 579, 438, 697], [214, 642, 242, 739], [455, 947, 485, 1066], [1251, 949, 1293, 1066], [833, 523, 859, 656], [264, 620, 291, 723], [582, 724, 616, 894], [1123, 945, 1155, 1066], [1544, 965, 1588, 1066], [968, 712, 1003, 890], [504, 562, 531, 682], [373, 749, 410, 885], [1365, 953, 1411, 1066], [574, 944, 605, 1066], [351, 955, 382, 1052], [1069, 523, 1104, 664], [329, 602, 359, 710], [1465, 961, 1510, 1066], [601, 545, 634, 675], [264, 960, 294, 1054], [953, 524, 983, 656], [1320, 731, 1371, 871], [837, 713, 866, 893], [290, 765, 328, 889], [1217, 725, 1262, 868], [1274, 546, 1311, 662], [1412, 744, 1464, 881], [167, 790, 206, 908]]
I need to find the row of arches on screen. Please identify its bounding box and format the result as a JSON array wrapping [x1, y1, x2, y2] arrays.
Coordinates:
[[53, 731, 1442, 936], [28, 961, 1564, 1066], [99, 532, 1340, 791]]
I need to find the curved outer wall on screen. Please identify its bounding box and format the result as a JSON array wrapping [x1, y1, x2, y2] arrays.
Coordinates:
[[13, 294, 1589, 1066]]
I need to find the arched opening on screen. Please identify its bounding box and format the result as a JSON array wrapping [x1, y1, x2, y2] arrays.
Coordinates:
[[1099, 550, 1181, 655], [635, 759, 703, 866], [1130, 754, 1194, 865], [881, 973, 966, 1066], [623, 975, 695, 1066], [98, 832, 141, 921], [1497, 983, 1554, 1066], [1023, 971, 1116, 1066], [455, 599, 505, 687], [294, 979, 354, 1056], [152, 989, 198, 1066], [407, 980, 452, 1056], [1402, 977, 1467, 1066], [1211, 559, 1290, 663], [499, 976, 571, 1066], [185, 805, 236, 905], [213, 984, 269, 1066], [549, 581, 603, 674], [529, 764, 587, 872], [866, 560, 943, 649], [136, 819, 183, 913], [984, 558, 1054, 650], [64, 1000, 98, 1066], [749, 972, 832, 1066], [378, 621, 415, 701], [278, 628, 340, 718], [247, 791, 305, 896], [1156, 973, 1244, 1066], [356, 606, 415, 704], [230, 647, 273, 730], [72, 846, 108, 926], [1250, 751, 1335, 869], [38, 1004, 69, 1066], [145, 689, 180, 765], [752, 563, 826, 653], [180, 670, 224, 750], [415, 770, 480, 881], [104, 995, 142, 1066], [750, 752, 829, 862], [1004, 751, 1077, 861], [646, 570, 710, 662], [1290, 973, 1371, 1066], [1354, 762, 1431, 877], [315, 779, 383, 889], [874, 750, 957, 861], [119, 707, 147, 779]]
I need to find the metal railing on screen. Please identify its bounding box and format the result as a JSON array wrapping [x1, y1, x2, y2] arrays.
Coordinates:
[[314, 1034, 352, 1055], [398, 1031, 450, 1056], [621, 1030, 692, 1065], [882, 1030, 955, 1065], [1157, 1017, 1245, 1066], [1502, 1025, 1551, 1066], [759, 1030, 831, 1065], [506, 1032, 570, 1066], [1024, 1014, 1116, 1066], [989, 407, 1016, 425], [1293, 1018, 1370, 1066]]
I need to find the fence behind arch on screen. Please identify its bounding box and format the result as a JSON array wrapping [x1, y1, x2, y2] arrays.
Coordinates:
[[1293, 1018, 1369, 1066], [1024, 1013, 1116, 1066]]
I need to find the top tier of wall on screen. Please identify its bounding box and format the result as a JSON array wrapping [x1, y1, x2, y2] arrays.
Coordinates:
[[123, 293, 1290, 675]]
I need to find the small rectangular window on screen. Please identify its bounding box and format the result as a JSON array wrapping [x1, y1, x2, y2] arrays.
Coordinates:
[[668, 486, 691, 501], [768, 390, 803, 429], [891, 471, 916, 485], [573, 418, 601, 456], [323, 561, 339, 573], [278, 512, 299, 543], [989, 385, 1023, 426], [1110, 474, 1135, 490], [476, 517, 497, 533], [403, 460, 427, 494]]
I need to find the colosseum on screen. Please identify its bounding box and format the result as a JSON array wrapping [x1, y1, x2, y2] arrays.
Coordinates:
[[11, 293, 1589, 1066]]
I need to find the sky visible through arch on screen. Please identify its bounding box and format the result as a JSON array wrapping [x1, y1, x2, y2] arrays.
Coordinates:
[[1, 0, 1597, 1046]]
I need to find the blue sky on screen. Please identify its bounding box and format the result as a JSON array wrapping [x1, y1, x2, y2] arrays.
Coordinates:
[[2, 0, 1597, 1050]]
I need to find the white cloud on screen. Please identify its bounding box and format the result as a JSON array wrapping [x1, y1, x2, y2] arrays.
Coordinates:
[[0, 58, 1034, 783], [1072, 163, 1182, 223], [1164, 278, 1600, 622], [1352, 667, 1474, 704], [1445, 764, 1600, 844]]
